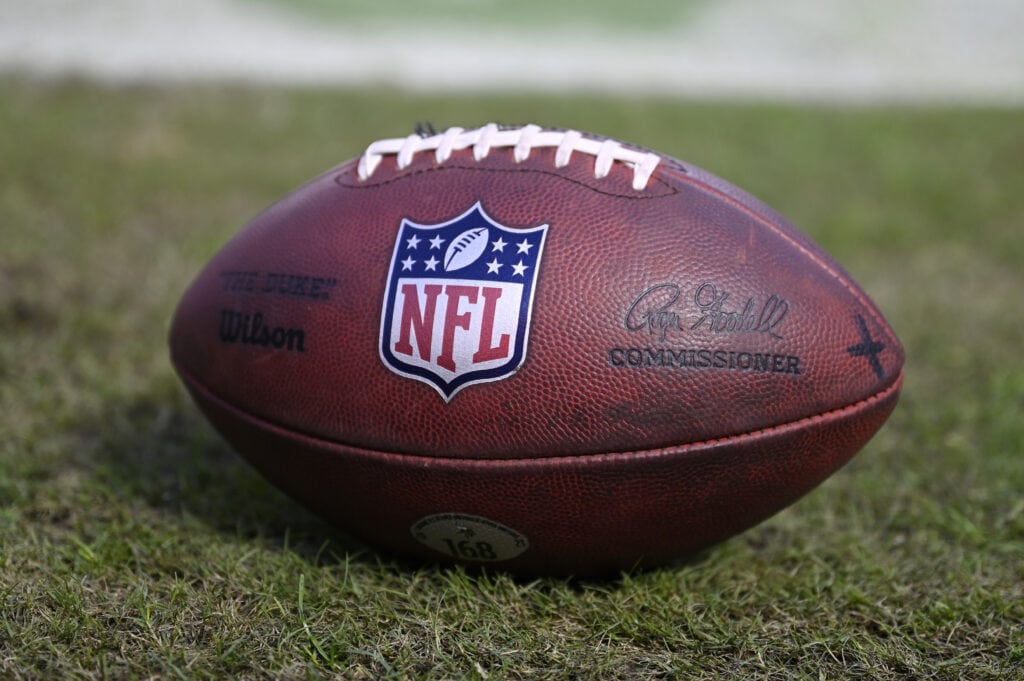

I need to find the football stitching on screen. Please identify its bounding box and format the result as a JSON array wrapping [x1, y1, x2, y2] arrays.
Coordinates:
[[336, 162, 679, 200], [176, 360, 902, 466], [358, 124, 663, 191]]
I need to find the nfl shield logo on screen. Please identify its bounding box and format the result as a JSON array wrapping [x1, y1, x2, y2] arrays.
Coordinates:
[[379, 202, 549, 401]]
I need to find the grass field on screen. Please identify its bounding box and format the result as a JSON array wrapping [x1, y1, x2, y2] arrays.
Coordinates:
[[1, 78, 1022, 679], [246, 0, 704, 30]]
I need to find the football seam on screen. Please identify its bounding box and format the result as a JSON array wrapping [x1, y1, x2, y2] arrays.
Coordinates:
[[334, 160, 679, 200], [175, 360, 902, 467], [674, 173, 898, 348]]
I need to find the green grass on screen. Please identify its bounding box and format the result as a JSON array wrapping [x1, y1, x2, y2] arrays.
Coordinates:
[[245, 0, 705, 32], [1, 78, 1022, 679]]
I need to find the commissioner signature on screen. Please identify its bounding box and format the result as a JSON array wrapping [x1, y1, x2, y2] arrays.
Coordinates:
[[624, 282, 790, 341]]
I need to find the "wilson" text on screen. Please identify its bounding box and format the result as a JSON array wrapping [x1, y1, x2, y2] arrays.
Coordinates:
[[219, 309, 306, 353]]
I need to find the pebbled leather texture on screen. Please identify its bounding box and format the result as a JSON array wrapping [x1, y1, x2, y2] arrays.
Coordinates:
[[169, 129, 904, 575]]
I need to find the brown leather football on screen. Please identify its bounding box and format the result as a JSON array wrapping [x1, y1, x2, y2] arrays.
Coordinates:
[[169, 124, 904, 576]]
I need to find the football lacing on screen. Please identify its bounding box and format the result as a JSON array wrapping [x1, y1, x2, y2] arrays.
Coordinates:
[[357, 124, 662, 191]]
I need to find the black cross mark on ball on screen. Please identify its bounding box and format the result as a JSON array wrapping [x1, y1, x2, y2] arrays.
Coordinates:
[[847, 314, 887, 380]]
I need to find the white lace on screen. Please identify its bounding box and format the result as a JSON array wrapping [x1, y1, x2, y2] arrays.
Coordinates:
[[357, 124, 662, 191]]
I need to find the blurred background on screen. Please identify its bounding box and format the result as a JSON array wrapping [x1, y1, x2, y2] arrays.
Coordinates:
[[2, 0, 1022, 103]]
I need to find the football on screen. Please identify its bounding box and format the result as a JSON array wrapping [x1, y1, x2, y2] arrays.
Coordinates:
[[169, 124, 904, 576]]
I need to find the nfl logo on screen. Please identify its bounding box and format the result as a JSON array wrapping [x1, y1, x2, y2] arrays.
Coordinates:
[[379, 202, 549, 401]]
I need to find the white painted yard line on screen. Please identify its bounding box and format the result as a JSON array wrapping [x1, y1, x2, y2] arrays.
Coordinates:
[[0, 0, 1021, 104]]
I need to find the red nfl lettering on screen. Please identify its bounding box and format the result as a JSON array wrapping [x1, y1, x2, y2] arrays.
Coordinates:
[[438, 285, 478, 372], [394, 283, 442, 361], [393, 283, 512, 373], [472, 287, 511, 363]]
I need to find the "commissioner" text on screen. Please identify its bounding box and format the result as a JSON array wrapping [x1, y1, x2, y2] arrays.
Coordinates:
[[608, 347, 801, 374]]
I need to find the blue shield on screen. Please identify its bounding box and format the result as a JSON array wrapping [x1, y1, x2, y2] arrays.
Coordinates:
[[379, 202, 548, 401]]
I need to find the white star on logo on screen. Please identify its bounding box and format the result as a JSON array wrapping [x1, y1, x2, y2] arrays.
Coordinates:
[[424, 256, 439, 271], [491, 237, 507, 253], [401, 256, 416, 271], [512, 260, 529, 277], [486, 258, 503, 274], [516, 239, 533, 255], [406, 234, 421, 249], [429, 235, 444, 250]]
